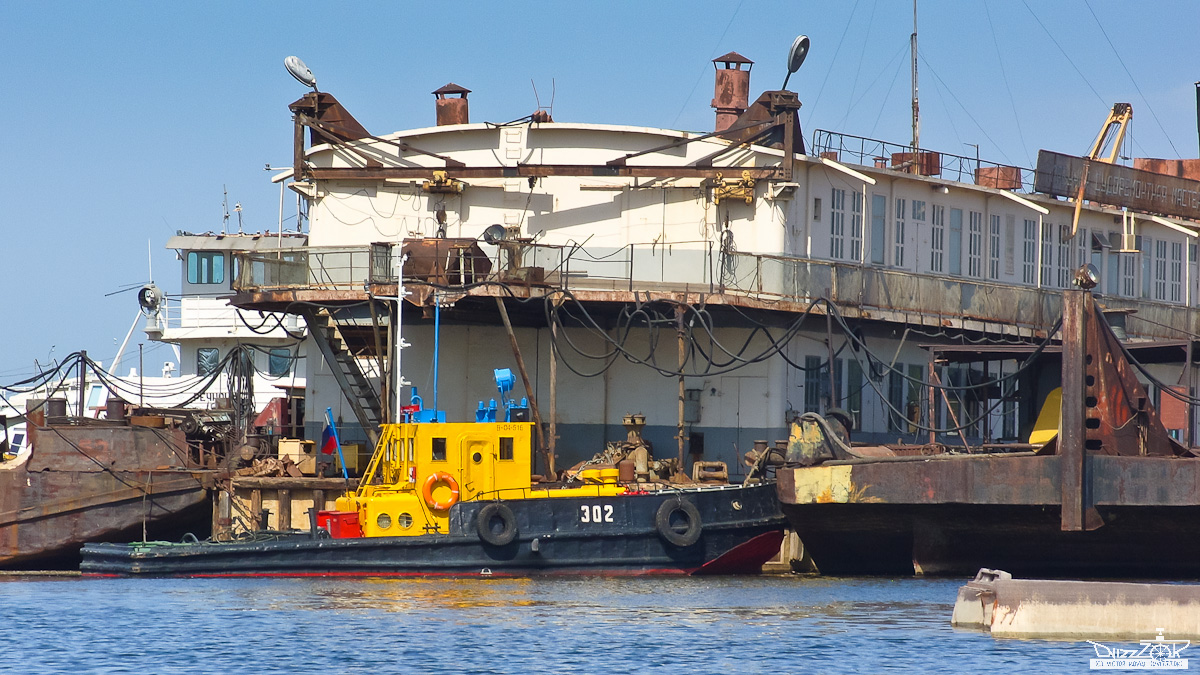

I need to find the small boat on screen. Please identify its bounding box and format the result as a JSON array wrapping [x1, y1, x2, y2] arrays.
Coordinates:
[[81, 379, 785, 577]]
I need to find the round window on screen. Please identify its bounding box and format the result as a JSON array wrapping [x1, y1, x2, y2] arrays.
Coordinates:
[[398, 512, 414, 529], [472, 452, 483, 464], [377, 512, 392, 530]]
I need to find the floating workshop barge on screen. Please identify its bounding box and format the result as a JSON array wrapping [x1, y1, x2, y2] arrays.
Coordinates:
[[223, 52, 1200, 492]]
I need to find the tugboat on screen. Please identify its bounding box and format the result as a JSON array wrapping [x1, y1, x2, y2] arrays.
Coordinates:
[[81, 370, 785, 577]]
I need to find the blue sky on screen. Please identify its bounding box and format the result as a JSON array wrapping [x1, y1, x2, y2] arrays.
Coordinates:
[[2, 1, 1197, 381]]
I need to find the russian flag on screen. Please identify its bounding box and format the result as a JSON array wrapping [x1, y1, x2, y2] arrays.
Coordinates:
[[320, 423, 338, 456]]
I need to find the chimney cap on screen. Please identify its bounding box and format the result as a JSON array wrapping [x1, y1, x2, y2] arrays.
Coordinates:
[[433, 83, 471, 98], [713, 51, 754, 68]]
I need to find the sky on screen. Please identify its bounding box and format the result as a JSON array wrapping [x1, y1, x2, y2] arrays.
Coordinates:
[[2, 0, 1197, 382]]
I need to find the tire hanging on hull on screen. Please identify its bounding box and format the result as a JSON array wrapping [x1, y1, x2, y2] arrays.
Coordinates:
[[655, 498, 702, 547], [477, 503, 518, 546]]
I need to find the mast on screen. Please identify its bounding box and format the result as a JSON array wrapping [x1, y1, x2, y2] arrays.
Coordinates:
[[910, 0, 920, 175]]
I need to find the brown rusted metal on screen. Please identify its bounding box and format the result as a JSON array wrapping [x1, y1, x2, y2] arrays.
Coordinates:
[[716, 91, 805, 163], [0, 424, 209, 568], [288, 92, 371, 144], [975, 165, 1023, 189], [308, 165, 787, 181], [1036, 150, 1200, 222], [890, 151, 942, 176], [1133, 157, 1200, 181], [433, 83, 470, 126], [776, 285, 1200, 576], [1060, 289, 1094, 531], [1085, 294, 1185, 458], [401, 238, 493, 294], [712, 51, 753, 132]]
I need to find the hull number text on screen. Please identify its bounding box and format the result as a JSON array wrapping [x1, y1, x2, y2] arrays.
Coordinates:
[[580, 504, 614, 523]]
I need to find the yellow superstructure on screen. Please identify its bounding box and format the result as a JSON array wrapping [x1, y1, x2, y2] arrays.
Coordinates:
[[336, 421, 625, 537]]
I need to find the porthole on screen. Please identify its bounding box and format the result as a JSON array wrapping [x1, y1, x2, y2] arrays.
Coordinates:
[[398, 512, 413, 529], [377, 513, 392, 530], [472, 451, 483, 464]]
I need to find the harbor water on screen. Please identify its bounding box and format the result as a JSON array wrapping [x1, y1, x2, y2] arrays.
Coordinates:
[[2, 575, 1098, 673]]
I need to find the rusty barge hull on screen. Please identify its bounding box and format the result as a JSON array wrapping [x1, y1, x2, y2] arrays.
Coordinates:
[[0, 425, 210, 569], [778, 287, 1200, 578], [779, 453, 1200, 577]]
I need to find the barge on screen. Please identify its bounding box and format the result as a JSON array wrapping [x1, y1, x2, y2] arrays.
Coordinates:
[[776, 269, 1200, 577]]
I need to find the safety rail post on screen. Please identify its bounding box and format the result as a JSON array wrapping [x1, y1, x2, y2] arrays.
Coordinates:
[[628, 244, 634, 292]]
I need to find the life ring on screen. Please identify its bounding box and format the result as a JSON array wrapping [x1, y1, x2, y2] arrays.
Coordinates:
[[655, 498, 702, 547], [476, 503, 518, 546], [422, 471, 460, 511]]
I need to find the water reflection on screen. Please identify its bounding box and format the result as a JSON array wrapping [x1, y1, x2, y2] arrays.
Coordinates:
[[0, 575, 1092, 674]]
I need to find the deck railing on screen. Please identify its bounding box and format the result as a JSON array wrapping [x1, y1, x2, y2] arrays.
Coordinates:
[[811, 129, 1037, 193], [233, 242, 1196, 340]]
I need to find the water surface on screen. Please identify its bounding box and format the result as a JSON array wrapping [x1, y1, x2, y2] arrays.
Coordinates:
[[1, 575, 1098, 673]]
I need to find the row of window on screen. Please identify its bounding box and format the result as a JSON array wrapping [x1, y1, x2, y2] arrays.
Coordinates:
[[187, 251, 237, 286], [196, 347, 294, 377], [824, 188, 1196, 303], [430, 437, 515, 461]]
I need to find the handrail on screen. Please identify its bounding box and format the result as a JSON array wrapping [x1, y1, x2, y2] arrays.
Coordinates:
[[230, 243, 1196, 341], [811, 129, 1036, 193]]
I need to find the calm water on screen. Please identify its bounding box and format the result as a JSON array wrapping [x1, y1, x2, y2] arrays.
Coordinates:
[[1, 575, 1099, 674]]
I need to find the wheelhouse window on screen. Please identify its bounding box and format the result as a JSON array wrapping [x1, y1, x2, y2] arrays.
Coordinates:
[[499, 437, 514, 461], [197, 348, 220, 376], [187, 251, 225, 285], [268, 348, 292, 377], [431, 437, 447, 462]]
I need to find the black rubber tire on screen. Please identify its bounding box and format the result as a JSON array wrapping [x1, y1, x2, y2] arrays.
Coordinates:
[[655, 498, 702, 547], [477, 503, 518, 546]]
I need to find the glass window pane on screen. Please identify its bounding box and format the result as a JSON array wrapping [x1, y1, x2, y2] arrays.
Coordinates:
[[197, 348, 220, 376], [268, 348, 292, 377]]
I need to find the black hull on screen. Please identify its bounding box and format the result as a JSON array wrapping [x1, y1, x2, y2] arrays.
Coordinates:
[[784, 503, 1200, 578], [82, 483, 785, 577]]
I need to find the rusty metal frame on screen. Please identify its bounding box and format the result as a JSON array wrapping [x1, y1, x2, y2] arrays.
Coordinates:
[[296, 114, 465, 168], [293, 90, 799, 184]]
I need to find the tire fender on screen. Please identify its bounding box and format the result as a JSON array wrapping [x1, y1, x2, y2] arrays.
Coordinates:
[[655, 498, 702, 547], [477, 503, 518, 546]]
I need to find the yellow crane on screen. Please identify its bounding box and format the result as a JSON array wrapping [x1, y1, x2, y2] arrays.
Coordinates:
[[1070, 103, 1133, 237]]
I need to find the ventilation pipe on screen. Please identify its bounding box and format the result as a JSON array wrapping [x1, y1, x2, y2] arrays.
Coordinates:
[[711, 52, 752, 132], [433, 83, 470, 126]]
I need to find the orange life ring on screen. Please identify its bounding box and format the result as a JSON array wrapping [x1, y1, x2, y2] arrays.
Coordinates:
[[422, 471, 460, 511]]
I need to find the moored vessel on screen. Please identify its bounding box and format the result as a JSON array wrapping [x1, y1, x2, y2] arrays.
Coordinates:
[[81, 374, 785, 577]]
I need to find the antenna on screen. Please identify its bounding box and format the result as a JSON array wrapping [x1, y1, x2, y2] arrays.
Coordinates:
[[781, 35, 810, 90], [222, 186, 230, 235], [284, 56, 318, 91], [235, 202, 244, 234]]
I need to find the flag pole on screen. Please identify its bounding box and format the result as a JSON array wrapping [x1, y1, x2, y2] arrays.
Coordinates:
[[325, 406, 349, 481]]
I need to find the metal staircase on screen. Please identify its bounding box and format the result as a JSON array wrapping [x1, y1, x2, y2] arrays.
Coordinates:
[[301, 308, 382, 445]]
